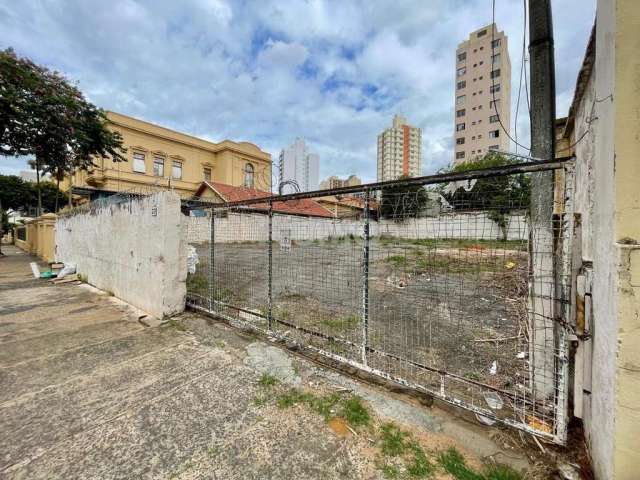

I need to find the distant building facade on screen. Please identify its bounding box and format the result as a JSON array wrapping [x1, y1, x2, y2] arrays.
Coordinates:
[[319, 174, 361, 190], [278, 138, 319, 194], [377, 115, 422, 182], [454, 24, 511, 164], [65, 111, 272, 200]]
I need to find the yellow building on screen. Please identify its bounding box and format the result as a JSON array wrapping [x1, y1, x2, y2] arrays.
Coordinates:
[[67, 111, 272, 200]]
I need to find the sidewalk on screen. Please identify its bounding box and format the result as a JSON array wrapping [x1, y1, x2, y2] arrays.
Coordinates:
[[0, 245, 533, 479]]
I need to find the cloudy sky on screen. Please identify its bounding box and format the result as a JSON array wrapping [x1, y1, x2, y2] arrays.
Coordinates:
[[0, 0, 595, 183]]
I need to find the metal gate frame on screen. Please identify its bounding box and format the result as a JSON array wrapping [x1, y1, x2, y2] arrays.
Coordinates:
[[185, 158, 576, 444]]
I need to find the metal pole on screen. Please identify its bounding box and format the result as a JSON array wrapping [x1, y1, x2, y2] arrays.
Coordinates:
[[209, 208, 215, 311], [361, 189, 371, 365], [268, 200, 273, 331]]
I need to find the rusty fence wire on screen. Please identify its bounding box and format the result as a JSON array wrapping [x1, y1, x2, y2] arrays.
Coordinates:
[[184, 159, 575, 444]]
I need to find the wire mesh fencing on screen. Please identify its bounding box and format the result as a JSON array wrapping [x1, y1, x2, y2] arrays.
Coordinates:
[[184, 159, 575, 444]]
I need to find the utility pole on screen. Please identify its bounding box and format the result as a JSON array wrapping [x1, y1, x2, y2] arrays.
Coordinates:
[[528, 0, 557, 401]]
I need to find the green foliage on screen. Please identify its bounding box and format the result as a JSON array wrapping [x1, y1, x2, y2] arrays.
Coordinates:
[[0, 174, 64, 214], [321, 314, 360, 333], [437, 448, 483, 480], [258, 373, 279, 388], [1, 48, 127, 212], [341, 396, 371, 426], [186, 272, 209, 296], [380, 423, 410, 457], [385, 255, 408, 268], [441, 153, 531, 240], [276, 389, 371, 426], [380, 176, 432, 221], [483, 464, 523, 480]]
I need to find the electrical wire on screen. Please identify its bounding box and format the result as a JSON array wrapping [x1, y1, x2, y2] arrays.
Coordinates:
[[513, 0, 527, 154], [490, 0, 531, 153]]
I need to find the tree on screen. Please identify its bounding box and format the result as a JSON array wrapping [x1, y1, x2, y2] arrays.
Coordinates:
[[0, 174, 64, 214], [379, 175, 432, 220], [0, 48, 127, 213], [441, 152, 531, 240]]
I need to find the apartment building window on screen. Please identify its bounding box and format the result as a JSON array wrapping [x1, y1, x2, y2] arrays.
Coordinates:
[[133, 152, 146, 173], [489, 130, 500, 138], [244, 163, 254, 188], [492, 53, 501, 66], [490, 100, 500, 109], [456, 95, 465, 106], [491, 39, 501, 48], [456, 151, 465, 159], [478, 105, 483, 110], [490, 84, 501, 93], [490, 69, 501, 79], [457, 52, 466, 62], [203, 167, 211, 182], [490, 114, 499, 123], [153, 156, 164, 177], [457, 67, 466, 77], [172, 160, 182, 179], [456, 137, 465, 145], [457, 80, 466, 90], [489, 145, 499, 150], [456, 123, 465, 132], [477, 29, 487, 37], [456, 109, 465, 117]]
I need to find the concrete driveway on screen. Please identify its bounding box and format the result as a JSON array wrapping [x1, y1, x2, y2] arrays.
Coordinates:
[[0, 245, 533, 479]]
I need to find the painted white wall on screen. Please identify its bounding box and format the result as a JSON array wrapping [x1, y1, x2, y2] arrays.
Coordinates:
[[186, 211, 527, 244], [55, 192, 187, 318]]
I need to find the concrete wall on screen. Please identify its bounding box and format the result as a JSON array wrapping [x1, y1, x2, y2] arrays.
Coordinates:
[[186, 211, 527, 244], [13, 214, 57, 263], [55, 192, 187, 319], [570, 2, 640, 477]]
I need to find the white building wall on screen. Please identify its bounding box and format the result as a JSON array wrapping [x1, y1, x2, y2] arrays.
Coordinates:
[[55, 192, 187, 318]]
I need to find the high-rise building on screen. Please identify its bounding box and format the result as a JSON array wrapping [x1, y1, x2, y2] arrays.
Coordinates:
[[278, 138, 319, 193], [376, 115, 422, 182], [454, 24, 511, 164], [319, 174, 362, 190]]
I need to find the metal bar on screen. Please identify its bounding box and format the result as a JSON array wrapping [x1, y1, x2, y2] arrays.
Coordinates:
[[267, 200, 273, 331], [361, 189, 370, 365], [209, 208, 215, 311], [186, 158, 573, 209]]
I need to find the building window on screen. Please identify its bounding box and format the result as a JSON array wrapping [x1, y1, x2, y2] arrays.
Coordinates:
[[456, 95, 465, 106], [457, 80, 466, 90], [457, 66, 466, 77], [489, 145, 499, 150], [490, 114, 499, 123], [456, 123, 465, 132], [491, 39, 501, 48], [244, 163, 254, 188], [153, 156, 164, 177], [456, 151, 465, 159], [492, 53, 501, 66], [133, 152, 146, 173], [457, 52, 466, 62], [203, 167, 211, 182], [456, 137, 465, 145], [490, 84, 500, 93], [479, 61, 484, 65], [490, 69, 501, 79], [478, 134, 483, 139], [490, 100, 500, 109], [478, 105, 483, 110], [172, 160, 182, 179], [489, 130, 500, 138], [456, 109, 465, 117], [477, 29, 487, 37]]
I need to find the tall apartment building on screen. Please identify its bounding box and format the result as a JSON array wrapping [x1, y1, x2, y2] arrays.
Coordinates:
[[454, 24, 511, 164], [376, 115, 422, 182], [278, 138, 320, 194], [319, 174, 361, 190]]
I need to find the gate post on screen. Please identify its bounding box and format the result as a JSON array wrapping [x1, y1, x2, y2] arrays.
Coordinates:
[[268, 200, 273, 331], [361, 189, 371, 365], [209, 207, 215, 311]]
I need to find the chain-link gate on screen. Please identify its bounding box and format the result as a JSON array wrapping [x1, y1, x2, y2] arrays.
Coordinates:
[[184, 159, 575, 444]]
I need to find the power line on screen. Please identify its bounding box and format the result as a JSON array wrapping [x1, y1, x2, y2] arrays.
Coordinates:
[[514, 0, 529, 154], [490, 0, 531, 153]]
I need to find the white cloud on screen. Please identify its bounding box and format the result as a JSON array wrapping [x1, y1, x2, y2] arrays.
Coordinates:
[[0, 0, 595, 180]]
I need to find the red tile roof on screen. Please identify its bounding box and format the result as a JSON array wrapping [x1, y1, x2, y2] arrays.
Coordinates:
[[194, 182, 334, 218]]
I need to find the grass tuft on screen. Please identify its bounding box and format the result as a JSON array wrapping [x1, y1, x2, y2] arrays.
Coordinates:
[[437, 448, 483, 480], [341, 396, 371, 426], [258, 373, 279, 388], [380, 423, 409, 457]]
